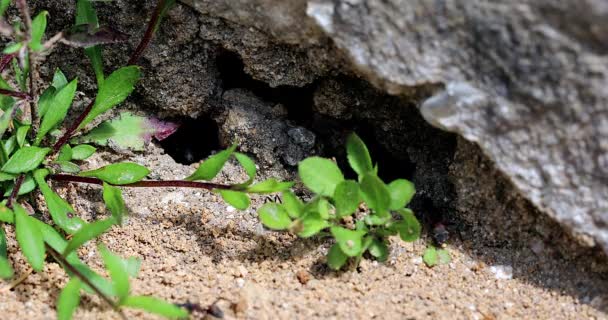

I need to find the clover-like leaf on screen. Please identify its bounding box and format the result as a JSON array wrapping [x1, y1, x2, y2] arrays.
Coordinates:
[[103, 182, 126, 225], [79, 162, 149, 185], [423, 247, 438, 267], [186, 144, 236, 181], [388, 179, 415, 210], [63, 218, 115, 255], [298, 157, 344, 197], [330, 226, 364, 257], [258, 203, 291, 230], [57, 278, 81, 320], [99, 244, 130, 303], [79, 66, 141, 129], [14, 203, 45, 271], [346, 133, 373, 176], [246, 178, 294, 194], [359, 173, 391, 215], [327, 243, 348, 270], [333, 180, 360, 218], [122, 296, 188, 318], [218, 189, 250, 210], [2, 146, 50, 173]]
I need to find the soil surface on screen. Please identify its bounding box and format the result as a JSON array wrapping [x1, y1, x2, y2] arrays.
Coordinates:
[[0, 144, 607, 319]]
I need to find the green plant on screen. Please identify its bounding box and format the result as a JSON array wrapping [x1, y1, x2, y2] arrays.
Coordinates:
[[422, 246, 451, 267]]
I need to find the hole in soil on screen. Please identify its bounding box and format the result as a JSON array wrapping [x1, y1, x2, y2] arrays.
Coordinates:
[[216, 49, 316, 124], [158, 117, 221, 165]]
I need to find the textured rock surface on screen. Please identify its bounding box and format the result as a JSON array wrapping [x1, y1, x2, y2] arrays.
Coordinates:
[[183, 0, 608, 252]]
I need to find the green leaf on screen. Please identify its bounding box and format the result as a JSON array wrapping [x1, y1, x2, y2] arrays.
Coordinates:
[[423, 247, 438, 267], [54, 161, 81, 173], [76, 0, 104, 86], [296, 213, 329, 238], [98, 244, 130, 303], [359, 173, 391, 214], [317, 197, 330, 219], [30, 11, 49, 51], [346, 133, 373, 176], [186, 144, 236, 181], [437, 249, 451, 265], [34, 169, 85, 234], [258, 203, 291, 230], [388, 179, 415, 210], [0, 172, 15, 181], [38, 87, 56, 118], [102, 182, 126, 225], [14, 203, 45, 271], [0, 104, 17, 140], [0, 226, 13, 279], [0, 204, 13, 223], [79, 162, 149, 185], [0, 75, 15, 111], [122, 296, 188, 319], [0, 0, 10, 17], [2, 146, 50, 173], [0, 225, 7, 256], [3, 174, 36, 196], [86, 46, 104, 87], [16, 125, 29, 147], [52, 68, 69, 91], [79, 66, 141, 129], [330, 226, 364, 257], [57, 278, 81, 320], [394, 209, 421, 242], [246, 178, 294, 194], [218, 189, 250, 210], [71, 144, 96, 160], [58, 144, 73, 161], [333, 180, 360, 218], [298, 157, 344, 197], [367, 238, 389, 262], [73, 112, 178, 152], [327, 243, 348, 270], [234, 152, 256, 185], [36, 79, 78, 145], [63, 218, 114, 255], [282, 191, 303, 219]]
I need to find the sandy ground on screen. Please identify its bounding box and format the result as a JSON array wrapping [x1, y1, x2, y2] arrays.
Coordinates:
[[0, 144, 607, 319]]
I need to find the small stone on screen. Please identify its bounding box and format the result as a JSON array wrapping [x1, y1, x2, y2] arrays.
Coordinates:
[[296, 270, 310, 285], [489, 265, 513, 280], [236, 278, 245, 288]]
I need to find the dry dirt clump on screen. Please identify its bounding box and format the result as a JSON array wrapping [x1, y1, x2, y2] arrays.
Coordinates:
[[0, 144, 606, 319]]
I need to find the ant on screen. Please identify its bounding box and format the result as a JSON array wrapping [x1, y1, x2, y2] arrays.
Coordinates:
[[264, 194, 282, 204], [176, 300, 224, 319]]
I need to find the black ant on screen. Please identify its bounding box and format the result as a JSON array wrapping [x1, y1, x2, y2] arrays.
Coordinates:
[[263, 194, 282, 204], [175, 300, 224, 318]]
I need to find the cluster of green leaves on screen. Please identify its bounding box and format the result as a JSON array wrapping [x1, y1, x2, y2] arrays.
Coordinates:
[[0, 1, 187, 319]]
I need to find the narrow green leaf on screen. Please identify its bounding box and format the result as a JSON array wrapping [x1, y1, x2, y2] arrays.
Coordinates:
[[388, 179, 415, 210], [76, 0, 104, 86], [38, 87, 56, 117], [298, 157, 344, 197], [58, 144, 73, 161], [0, 0, 10, 17], [246, 178, 294, 194], [54, 161, 81, 174], [3, 174, 36, 196], [0, 171, 15, 181], [330, 226, 364, 257], [423, 247, 438, 267], [368, 238, 389, 262], [359, 173, 391, 214], [346, 133, 373, 176], [186, 144, 236, 181], [394, 209, 421, 242], [98, 244, 129, 303], [79, 162, 149, 185], [63, 218, 114, 255], [258, 203, 291, 230], [52, 68, 69, 90], [0, 104, 17, 140], [1, 146, 50, 173], [282, 191, 303, 219], [0, 75, 15, 111], [57, 278, 81, 320], [103, 182, 126, 224], [36, 79, 78, 145], [79, 66, 141, 129], [0, 225, 7, 256], [234, 152, 256, 184], [71, 144, 96, 160], [34, 169, 85, 234], [14, 204, 45, 271], [30, 11, 49, 51], [16, 125, 29, 147], [218, 189, 250, 210], [122, 296, 188, 318], [0, 204, 13, 223], [0, 226, 12, 278], [327, 243, 348, 270], [333, 180, 360, 218]]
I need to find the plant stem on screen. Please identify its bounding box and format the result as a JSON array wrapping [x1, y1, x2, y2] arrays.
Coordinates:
[[49, 174, 234, 191], [127, 0, 168, 65], [6, 174, 25, 209], [0, 88, 31, 100], [52, 99, 95, 153], [44, 244, 128, 320], [0, 53, 17, 72]]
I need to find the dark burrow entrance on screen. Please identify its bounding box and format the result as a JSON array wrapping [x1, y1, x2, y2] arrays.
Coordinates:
[[158, 116, 221, 165]]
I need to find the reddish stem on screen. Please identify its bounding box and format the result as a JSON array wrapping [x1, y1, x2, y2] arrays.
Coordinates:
[[0, 88, 31, 100], [0, 53, 17, 72], [6, 174, 25, 209], [49, 174, 234, 191], [52, 99, 95, 153], [127, 0, 167, 65]]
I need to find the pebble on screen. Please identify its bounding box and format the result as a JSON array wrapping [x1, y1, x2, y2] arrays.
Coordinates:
[[489, 265, 513, 280], [236, 278, 245, 288]]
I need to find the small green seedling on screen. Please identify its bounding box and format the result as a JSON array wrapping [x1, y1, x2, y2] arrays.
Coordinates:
[[422, 246, 451, 267]]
